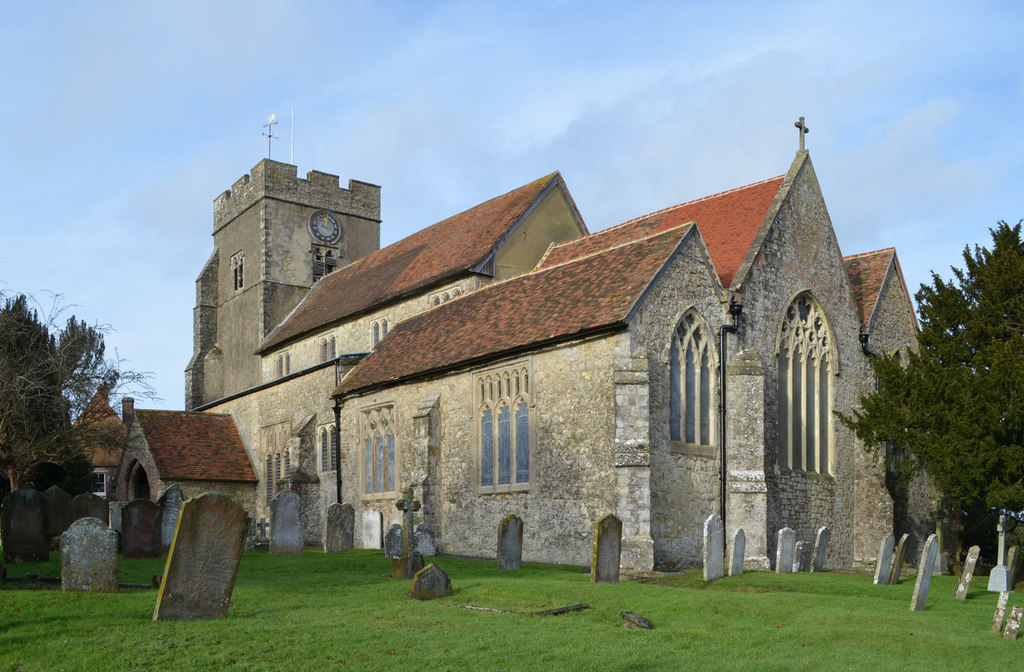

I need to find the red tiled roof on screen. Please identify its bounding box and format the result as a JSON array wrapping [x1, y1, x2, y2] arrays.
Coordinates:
[[843, 248, 919, 331], [260, 172, 574, 352], [136, 410, 257, 482], [540, 176, 784, 288], [335, 223, 696, 397], [78, 388, 126, 467]]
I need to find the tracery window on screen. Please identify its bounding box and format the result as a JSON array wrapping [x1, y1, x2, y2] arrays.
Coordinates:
[[669, 311, 716, 447], [362, 405, 395, 495], [475, 362, 531, 492], [777, 294, 835, 474]]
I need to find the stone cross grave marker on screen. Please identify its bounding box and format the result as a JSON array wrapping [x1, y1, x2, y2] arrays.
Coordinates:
[[955, 545, 981, 599], [729, 528, 746, 577], [385, 524, 404, 559], [889, 533, 910, 584], [153, 493, 249, 621], [873, 535, 895, 585], [988, 514, 1010, 592], [992, 591, 1010, 633], [122, 499, 161, 559], [702, 513, 724, 582], [414, 523, 437, 557], [394, 486, 424, 579], [158, 485, 184, 553], [776, 527, 796, 574], [1, 490, 50, 562], [793, 541, 812, 572], [362, 509, 383, 549], [324, 502, 354, 552], [270, 491, 303, 555], [910, 534, 939, 611], [71, 492, 108, 525], [811, 526, 830, 572], [497, 514, 523, 570], [43, 485, 72, 538], [245, 516, 256, 551], [1003, 605, 1023, 640], [61, 517, 118, 593], [592, 514, 622, 584]]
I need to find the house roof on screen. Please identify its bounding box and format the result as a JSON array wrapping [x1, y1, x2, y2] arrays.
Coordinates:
[[135, 410, 257, 482], [540, 176, 784, 288], [78, 388, 126, 468], [260, 172, 576, 353], [334, 223, 697, 397], [843, 248, 919, 331]]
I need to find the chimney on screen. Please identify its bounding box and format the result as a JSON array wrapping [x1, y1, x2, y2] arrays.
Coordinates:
[[122, 397, 135, 424]]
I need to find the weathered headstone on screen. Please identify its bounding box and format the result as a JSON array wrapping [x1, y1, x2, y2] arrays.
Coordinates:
[[71, 492, 108, 525], [269, 491, 303, 555], [385, 524, 404, 559], [324, 503, 354, 552], [775, 527, 795, 574], [362, 509, 383, 549], [122, 499, 161, 558], [793, 541, 812, 572], [158, 485, 184, 553], [910, 534, 938, 611], [592, 514, 622, 584], [621, 612, 655, 629], [153, 493, 248, 620], [702, 513, 724, 582], [1007, 545, 1020, 589], [988, 514, 1010, 592], [43, 486, 72, 537], [1, 489, 50, 562], [244, 516, 256, 551], [811, 526, 830, 572], [729, 528, 746, 577], [497, 514, 523, 570], [108, 501, 125, 534], [408, 563, 453, 600], [414, 523, 436, 557], [873, 535, 895, 585], [954, 545, 981, 600], [889, 533, 910, 584], [1003, 605, 1023, 640], [60, 517, 118, 593], [992, 591, 1010, 633]]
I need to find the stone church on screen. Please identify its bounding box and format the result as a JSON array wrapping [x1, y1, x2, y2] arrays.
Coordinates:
[[124, 143, 925, 571]]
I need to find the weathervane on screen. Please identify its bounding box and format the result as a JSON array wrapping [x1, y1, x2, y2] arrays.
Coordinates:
[[262, 113, 279, 159], [794, 116, 809, 152]]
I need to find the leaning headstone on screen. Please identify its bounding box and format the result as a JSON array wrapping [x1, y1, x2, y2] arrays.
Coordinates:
[[413, 523, 436, 557], [158, 485, 184, 553], [992, 591, 1010, 633], [702, 513, 724, 582], [362, 509, 383, 549], [269, 491, 303, 555], [108, 501, 125, 534], [729, 529, 746, 577], [324, 503, 354, 552], [775, 527, 796, 574], [592, 514, 622, 584], [153, 493, 248, 620], [954, 545, 981, 600], [793, 542, 812, 572], [910, 534, 938, 611], [60, 517, 118, 593], [621, 612, 655, 629], [1, 490, 50, 562], [71, 492, 108, 525], [1003, 605, 1023, 640], [385, 524, 404, 559], [873, 535, 895, 585], [497, 514, 524, 570], [889, 533, 910, 584], [408, 563, 453, 600], [811, 526, 830, 572], [43, 486, 73, 537], [122, 499, 161, 558]]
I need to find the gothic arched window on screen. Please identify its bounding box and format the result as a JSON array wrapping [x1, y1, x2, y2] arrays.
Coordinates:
[[669, 311, 716, 446], [476, 363, 531, 491], [362, 406, 395, 495]]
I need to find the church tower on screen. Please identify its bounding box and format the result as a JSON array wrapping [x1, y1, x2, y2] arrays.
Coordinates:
[[185, 159, 380, 410]]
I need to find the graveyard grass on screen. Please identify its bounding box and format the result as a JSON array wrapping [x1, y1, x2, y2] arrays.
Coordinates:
[[1, 550, 1020, 671]]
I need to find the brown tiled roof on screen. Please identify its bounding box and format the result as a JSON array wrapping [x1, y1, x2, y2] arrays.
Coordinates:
[[843, 248, 919, 331], [78, 388, 126, 467], [335, 223, 696, 397], [136, 410, 257, 482], [540, 176, 784, 288], [260, 172, 575, 352]]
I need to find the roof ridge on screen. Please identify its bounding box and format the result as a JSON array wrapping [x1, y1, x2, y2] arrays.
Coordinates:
[[843, 247, 896, 261], [537, 221, 694, 272]]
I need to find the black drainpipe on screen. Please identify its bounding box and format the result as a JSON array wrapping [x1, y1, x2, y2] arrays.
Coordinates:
[[719, 297, 743, 551], [333, 361, 344, 504]]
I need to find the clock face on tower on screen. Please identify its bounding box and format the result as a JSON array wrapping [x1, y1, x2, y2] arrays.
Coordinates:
[[308, 210, 341, 244]]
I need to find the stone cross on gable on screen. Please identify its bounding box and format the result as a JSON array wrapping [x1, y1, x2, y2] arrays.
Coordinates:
[[795, 116, 810, 151]]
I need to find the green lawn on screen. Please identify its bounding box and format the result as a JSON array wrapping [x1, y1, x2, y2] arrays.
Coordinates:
[[0, 549, 1018, 671]]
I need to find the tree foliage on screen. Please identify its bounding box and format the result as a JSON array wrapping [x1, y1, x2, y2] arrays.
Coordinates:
[[842, 221, 1024, 513]]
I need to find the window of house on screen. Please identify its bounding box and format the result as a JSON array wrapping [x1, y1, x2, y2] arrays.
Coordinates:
[[91, 472, 106, 496], [361, 405, 395, 495], [475, 362, 531, 492], [777, 294, 834, 474], [669, 311, 716, 447], [320, 425, 338, 471], [231, 251, 245, 291]]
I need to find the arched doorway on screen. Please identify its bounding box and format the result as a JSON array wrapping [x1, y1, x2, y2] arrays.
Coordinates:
[[128, 461, 151, 500]]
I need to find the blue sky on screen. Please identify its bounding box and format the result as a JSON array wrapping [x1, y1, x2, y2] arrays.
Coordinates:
[[2, 1, 1022, 410]]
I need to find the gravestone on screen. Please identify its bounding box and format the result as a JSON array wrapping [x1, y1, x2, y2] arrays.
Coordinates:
[[269, 491, 303, 555], [158, 485, 184, 553], [729, 528, 746, 577], [408, 563, 453, 600], [71, 492, 108, 525], [324, 503, 354, 552], [910, 534, 938, 611], [244, 516, 256, 551], [108, 501, 125, 534], [775, 527, 795, 574], [621, 612, 655, 630], [43, 486, 73, 538], [592, 514, 622, 584], [793, 541, 812, 572], [153, 493, 249, 620], [1, 489, 50, 562], [873, 535, 895, 585], [497, 514, 523, 570], [1007, 545, 1020, 589], [954, 545, 981, 599], [385, 524, 404, 559], [394, 487, 423, 579], [702, 513, 724, 582], [1003, 605, 1023, 640], [60, 517, 118, 593], [122, 499, 161, 558], [992, 591, 1010, 633], [988, 514, 1010, 592], [889, 533, 910, 584], [362, 509, 383, 549], [811, 526, 830, 572], [414, 523, 436, 557]]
